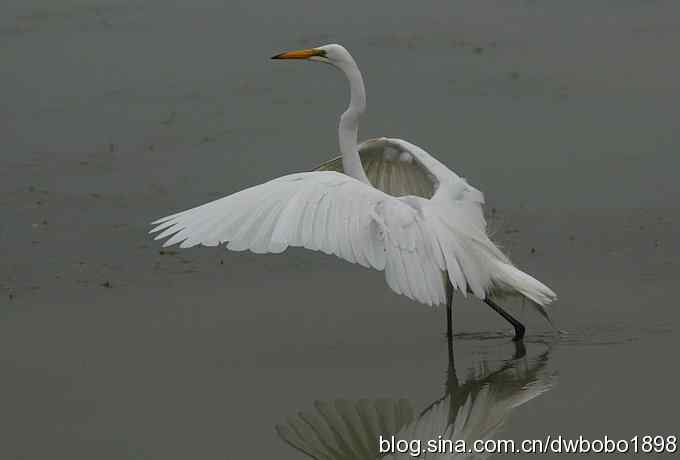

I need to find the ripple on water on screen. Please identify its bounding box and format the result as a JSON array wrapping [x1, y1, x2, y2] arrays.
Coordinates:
[[454, 322, 672, 347]]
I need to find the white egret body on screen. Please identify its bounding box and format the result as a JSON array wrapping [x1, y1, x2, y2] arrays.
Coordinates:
[[150, 44, 557, 339]]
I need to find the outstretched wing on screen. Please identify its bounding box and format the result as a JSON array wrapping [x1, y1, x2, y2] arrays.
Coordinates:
[[315, 137, 484, 205], [316, 138, 435, 199], [149, 171, 450, 305]]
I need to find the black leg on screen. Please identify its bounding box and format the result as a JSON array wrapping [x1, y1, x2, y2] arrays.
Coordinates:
[[484, 297, 526, 341], [446, 277, 454, 340], [512, 337, 527, 359]]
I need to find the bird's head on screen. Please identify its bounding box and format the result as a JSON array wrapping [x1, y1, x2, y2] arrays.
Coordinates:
[[271, 43, 354, 69]]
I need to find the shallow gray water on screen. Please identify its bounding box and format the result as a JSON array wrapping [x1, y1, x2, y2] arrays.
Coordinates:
[[1, 1, 679, 458]]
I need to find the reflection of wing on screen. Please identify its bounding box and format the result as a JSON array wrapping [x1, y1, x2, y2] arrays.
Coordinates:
[[389, 352, 556, 460], [383, 376, 555, 460], [276, 348, 556, 460], [276, 398, 415, 460], [383, 392, 483, 460]]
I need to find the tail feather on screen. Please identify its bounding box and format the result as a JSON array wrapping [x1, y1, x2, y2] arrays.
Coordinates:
[[493, 262, 557, 326]]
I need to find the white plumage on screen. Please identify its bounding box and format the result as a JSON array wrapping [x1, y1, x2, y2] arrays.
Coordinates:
[[151, 168, 457, 306], [150, 43, 557, 335], [151, 138, 555, 309]]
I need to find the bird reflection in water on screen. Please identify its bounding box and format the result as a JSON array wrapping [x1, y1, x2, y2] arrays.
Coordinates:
[[276, 339, 556, 459]]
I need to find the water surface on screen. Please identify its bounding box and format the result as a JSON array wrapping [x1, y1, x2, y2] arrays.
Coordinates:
[[1, 1, 678, 458]]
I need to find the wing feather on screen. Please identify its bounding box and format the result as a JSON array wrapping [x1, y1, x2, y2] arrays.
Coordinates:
[[316, 137, 447, 200], [314, 136, 492, 299], [151, 171, 453, 305], [150, 158, 553, 312]]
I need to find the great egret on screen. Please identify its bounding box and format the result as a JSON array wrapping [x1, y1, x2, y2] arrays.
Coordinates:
[[150, 44, 557, 340]]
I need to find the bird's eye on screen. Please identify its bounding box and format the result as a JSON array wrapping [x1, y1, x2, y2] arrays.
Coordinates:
[[316, 49, 328, 58]]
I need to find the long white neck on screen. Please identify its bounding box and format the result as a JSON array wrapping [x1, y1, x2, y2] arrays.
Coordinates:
[[337, 59, 370, 184]]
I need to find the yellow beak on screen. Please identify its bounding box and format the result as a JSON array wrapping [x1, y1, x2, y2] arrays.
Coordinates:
[[271, 48, 324, 60]]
